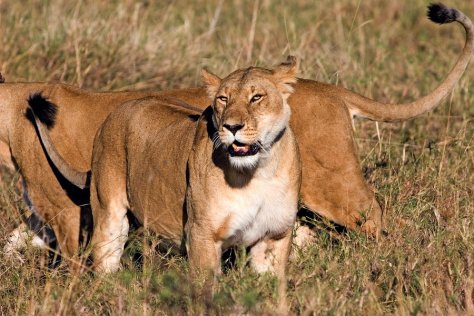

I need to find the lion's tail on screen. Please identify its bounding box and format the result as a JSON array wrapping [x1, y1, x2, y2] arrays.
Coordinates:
[[344, 3, 473, 122], [27, 93, 89, 189]]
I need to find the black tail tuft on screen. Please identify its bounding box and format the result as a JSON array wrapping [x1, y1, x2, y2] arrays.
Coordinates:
[[27, 92, 58, 128], [427, 3, 459, 24]]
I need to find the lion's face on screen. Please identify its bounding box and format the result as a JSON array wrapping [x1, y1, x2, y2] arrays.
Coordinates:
[[202, 57, 298, 169]]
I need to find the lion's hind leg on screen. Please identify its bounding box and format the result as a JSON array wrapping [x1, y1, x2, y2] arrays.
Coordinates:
[[90, 176, 129, 273], [358, 197, 382, 238]]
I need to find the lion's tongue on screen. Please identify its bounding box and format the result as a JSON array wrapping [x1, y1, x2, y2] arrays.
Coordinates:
[[232, 143, 249, 154]]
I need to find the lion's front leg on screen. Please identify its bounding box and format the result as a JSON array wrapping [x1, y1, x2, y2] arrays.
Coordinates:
[[3, 222, 47, 261], [187, 224, 222, 276], [249, 229, 292, 315], [187, 222, 222, 299]]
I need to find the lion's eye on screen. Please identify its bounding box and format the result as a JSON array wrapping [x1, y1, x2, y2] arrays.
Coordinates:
[[217, 96, 227, 103], [250, 94, 263, 103]]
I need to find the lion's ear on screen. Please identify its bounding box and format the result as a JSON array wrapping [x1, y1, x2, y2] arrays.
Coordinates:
[[201, 68, 221, 99], [272, 55, 299, 98]]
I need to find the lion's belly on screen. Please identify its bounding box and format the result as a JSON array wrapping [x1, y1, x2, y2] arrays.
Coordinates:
[[213, 176, 296, 249]]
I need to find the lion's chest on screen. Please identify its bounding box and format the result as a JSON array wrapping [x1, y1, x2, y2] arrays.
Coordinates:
[[211, 175, 296, 249]]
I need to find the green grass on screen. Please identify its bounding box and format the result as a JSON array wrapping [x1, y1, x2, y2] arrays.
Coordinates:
[[0, 0, 473, 314]]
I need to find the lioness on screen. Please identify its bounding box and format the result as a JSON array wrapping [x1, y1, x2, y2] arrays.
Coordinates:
[[81, 58, 301, 312], [4, 3, 473, 258]]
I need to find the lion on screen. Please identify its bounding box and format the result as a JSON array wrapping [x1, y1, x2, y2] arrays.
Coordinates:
[[70, 58, 301, 312], [3, 3, 472, 259]]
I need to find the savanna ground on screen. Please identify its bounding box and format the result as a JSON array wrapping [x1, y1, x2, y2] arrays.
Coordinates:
[[0, 0, 473, 314]]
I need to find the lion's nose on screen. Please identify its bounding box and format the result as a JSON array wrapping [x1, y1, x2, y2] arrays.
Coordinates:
[[223, 123, 244, 135]]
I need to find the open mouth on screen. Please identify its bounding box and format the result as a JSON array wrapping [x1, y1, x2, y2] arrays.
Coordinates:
[[228, 141, 260, 157]]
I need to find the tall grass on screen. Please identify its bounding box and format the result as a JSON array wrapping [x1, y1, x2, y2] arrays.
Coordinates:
[[0, 0, 472, 314]]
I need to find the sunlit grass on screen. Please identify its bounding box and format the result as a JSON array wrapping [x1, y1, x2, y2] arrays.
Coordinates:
[[0, 0, 472, 314]]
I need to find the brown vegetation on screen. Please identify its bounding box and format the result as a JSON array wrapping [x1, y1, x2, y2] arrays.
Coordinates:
[[0, 0, 472, 314]]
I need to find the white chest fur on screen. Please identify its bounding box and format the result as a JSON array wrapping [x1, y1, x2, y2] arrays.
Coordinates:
[[212, 170, 297, 249]]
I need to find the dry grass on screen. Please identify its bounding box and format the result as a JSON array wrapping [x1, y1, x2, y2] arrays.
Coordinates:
[[0, 0, 473, 314]]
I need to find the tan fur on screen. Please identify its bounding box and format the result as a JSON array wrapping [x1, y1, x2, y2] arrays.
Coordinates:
[[89, 61, 301, 312], [1, 84, 208, 257], [186, 59, 301, 312], [4, 4, 473, 257]]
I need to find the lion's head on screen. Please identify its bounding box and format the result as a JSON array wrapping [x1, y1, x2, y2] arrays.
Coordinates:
[[202, 56, 298, 169]]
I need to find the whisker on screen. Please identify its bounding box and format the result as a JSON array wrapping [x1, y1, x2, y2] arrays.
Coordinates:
[[212, 132, 223, 152], [256, 141, 270, 155], [213, 141, 222, 152]]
